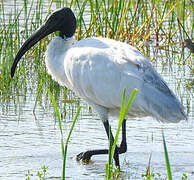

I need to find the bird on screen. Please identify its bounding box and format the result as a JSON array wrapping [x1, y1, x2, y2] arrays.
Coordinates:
[[184, 39, 194, 53], [11, 7, 187, 169]]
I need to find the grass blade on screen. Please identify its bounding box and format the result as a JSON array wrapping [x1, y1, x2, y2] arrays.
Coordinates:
[[106, 88, 138, 179], [138, 0, 180, 48], [46, 87, 63, 135], [162, 131, 172, 180], [111, 88, 138, 163], [47, 87, 82, 180], [63, 106, 82, 179]]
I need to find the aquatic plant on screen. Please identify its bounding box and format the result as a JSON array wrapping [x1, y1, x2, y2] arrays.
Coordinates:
[[47, 87, 81, 179]]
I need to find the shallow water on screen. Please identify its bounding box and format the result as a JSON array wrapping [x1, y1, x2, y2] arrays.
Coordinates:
[[0, 1, 194, 180]]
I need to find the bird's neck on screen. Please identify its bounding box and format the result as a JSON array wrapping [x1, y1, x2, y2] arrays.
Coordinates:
[[46, 36, 74, 58], [45, 36, 74, 88]]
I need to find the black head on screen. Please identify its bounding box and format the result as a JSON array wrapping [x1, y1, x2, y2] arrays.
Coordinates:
[[11, 7, 76, 77], [46, 8, 76, 38]]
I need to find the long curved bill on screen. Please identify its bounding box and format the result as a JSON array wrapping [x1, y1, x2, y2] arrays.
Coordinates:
[[11, 23, 56, 78]]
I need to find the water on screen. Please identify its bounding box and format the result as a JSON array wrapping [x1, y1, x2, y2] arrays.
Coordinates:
[[0, 1, 194, 180], [1, 88, 193, 179]]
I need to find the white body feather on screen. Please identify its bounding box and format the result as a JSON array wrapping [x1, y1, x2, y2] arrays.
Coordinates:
[[45, 36, 186, 123]]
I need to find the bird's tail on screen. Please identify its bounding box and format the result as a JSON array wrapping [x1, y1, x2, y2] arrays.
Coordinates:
[[140, 83, 187, 123]]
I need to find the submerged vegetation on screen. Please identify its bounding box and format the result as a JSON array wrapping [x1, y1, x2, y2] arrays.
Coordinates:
[[0, 0, 193, 179]]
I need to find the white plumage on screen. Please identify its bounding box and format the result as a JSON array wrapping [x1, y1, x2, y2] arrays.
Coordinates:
[[45, 36, 186, 123]]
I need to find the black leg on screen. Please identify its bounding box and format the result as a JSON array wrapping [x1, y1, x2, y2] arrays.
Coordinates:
[[118, 119, 127, 154], [76, 119, 127, 168], [102, 120, 120, 168]]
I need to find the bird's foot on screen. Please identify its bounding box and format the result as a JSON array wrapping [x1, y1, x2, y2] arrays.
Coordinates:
[[76, 151, 92, 164]]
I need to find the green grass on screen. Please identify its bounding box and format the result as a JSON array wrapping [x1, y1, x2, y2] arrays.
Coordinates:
[[142, 132, 188, 180], [47, 87, 81, 179], [162, 131, 172, 180]]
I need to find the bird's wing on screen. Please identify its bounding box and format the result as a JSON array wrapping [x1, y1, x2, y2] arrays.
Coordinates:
[[65, 37, 173, 105], [115, 43, 186, 122], [64, 37, 186, 122], [114, 43, 173, 96]]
